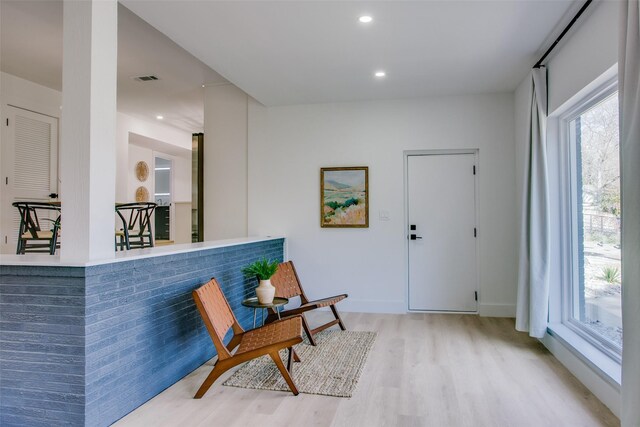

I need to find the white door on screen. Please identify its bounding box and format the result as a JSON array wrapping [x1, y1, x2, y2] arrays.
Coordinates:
[[407, 153, 478, 312], [1, 106, 59, 253]]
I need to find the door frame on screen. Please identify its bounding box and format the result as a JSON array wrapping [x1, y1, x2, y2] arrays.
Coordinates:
[[403, 149, 481, 313], [153, 153, 174, 241]]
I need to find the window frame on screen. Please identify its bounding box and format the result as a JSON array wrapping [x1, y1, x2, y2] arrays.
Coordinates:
[[557, 77, 621, 363]]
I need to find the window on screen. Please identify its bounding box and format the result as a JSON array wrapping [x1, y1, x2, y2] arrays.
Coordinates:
[[562, 81, 621, 360]]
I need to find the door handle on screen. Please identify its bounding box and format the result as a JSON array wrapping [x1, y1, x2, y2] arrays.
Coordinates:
[[49, 193, 59, 199], [410, 234, 423, 240]]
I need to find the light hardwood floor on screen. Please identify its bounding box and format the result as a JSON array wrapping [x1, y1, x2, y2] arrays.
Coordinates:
[[114, 312, 619, 427]]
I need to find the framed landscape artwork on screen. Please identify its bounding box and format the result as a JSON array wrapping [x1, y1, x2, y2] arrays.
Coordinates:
[[320, 166, 369, 228]]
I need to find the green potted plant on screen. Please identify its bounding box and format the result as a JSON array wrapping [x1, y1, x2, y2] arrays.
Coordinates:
[[242, 257, 279, 304]]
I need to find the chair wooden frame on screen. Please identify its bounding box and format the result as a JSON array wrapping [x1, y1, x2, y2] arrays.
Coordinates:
[[265, 261, 348, 346], [13, 202, 61, 255], [115, 202, 156, 251], [192, 278, 303, 399]]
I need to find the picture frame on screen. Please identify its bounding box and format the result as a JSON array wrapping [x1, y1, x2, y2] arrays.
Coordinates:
[[320, 166, 369, 228]]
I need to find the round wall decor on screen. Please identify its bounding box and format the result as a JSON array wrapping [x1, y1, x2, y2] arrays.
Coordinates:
[[135, 161, 149, 182], [135, 186, 150, 202]]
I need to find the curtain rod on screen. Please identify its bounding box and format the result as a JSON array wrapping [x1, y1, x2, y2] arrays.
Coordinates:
[[533, 0, 593, 68]]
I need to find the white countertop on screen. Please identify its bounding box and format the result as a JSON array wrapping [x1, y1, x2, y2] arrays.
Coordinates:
[[0, 236, 284, 267]]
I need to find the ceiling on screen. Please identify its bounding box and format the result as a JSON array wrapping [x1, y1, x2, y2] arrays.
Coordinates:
[[2, 0, 578, 127], [0, 1, 227, 133], [122, 0, 576, 107]]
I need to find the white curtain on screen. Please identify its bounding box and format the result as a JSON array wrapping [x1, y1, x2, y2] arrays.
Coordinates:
[[619, 1, 640, 425], [516, 67, 550, 339]]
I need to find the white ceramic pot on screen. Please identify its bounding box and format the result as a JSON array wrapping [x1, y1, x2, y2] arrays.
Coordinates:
[[256, 279, 276, 304]]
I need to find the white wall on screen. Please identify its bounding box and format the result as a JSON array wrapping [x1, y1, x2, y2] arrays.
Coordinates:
[[248, 93, 517, 314], [0, 72, 62, 254], [203, 83, 248, 240], [0, 78, 192, 205], [171, 155, 191, 203], [128, 142, 192, 243], [127, 142, 191, 203], [0, 72, 62, 183], [0, 72, 62, 117], [512, 0, 620, 417], [116, 112, 192, 202], [117, 115, 193, 242], [127, 144, 155, 202], [547, 1, 619, 114], [0, 74, 193, 249], [515, 1, 620, 316]]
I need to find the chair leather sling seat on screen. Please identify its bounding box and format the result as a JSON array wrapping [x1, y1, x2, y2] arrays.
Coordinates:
[[265, 261, 348, 346], [236, 317, 302, 355], [192, 278, 303, 399]]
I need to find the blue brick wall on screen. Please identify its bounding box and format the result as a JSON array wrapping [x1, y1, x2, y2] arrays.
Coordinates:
[[0, 272, 86, 427], [0, 238, 284, 427]]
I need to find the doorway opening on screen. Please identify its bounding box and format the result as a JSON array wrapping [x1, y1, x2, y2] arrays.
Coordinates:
[[154, 156, 172, 242]]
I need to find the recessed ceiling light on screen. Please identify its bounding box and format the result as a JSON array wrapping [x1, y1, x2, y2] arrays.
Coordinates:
[[156, 115, 164, 120], [374, 71, 386, 78], [358, 15, 373, 23]]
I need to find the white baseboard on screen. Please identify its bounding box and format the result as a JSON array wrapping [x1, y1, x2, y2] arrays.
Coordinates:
[[337, 299, 406, 314], [479, 303, 516, 317], [336, 301, 515, 316]]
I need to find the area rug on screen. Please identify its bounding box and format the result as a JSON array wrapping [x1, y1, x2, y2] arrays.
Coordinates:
[[223, 330, 377, 397]]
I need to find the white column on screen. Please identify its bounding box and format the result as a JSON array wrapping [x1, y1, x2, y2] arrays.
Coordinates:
[[60, 0, 117, 262], [203, 83, 248, 240]]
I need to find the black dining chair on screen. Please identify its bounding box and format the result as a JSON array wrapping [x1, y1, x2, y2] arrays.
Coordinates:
[[13, 202, 61, 255], [115, 202, 157, 250]]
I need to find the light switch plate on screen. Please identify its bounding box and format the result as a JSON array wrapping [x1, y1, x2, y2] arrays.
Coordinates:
[[379, 210, 390, 221]]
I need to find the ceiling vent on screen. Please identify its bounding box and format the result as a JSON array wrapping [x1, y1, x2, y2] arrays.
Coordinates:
[[132, 75, 159, 82]]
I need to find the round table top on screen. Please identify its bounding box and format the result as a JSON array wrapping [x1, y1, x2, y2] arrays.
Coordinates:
[[241, 297, 289, 309]]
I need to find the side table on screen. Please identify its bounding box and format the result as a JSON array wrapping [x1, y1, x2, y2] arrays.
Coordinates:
[[241, 297, 289, 328]]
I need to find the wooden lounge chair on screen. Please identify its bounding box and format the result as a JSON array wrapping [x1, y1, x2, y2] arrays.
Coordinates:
[[191, 278, 303, 399], [266, 261, 347, 346]]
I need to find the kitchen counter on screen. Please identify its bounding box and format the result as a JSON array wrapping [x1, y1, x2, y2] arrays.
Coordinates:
[[0, 236, 286, 427]]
